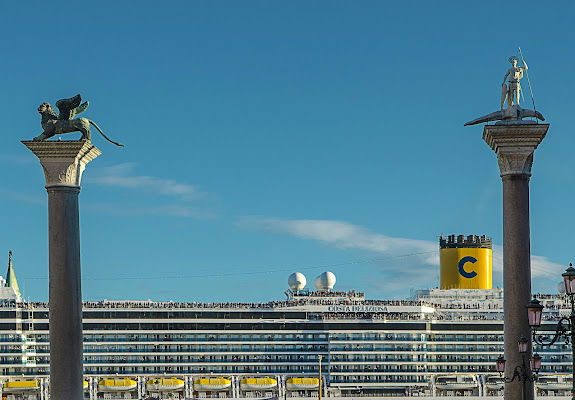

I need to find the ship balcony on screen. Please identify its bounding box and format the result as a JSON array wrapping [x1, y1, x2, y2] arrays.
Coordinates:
[[83, 367, 322, 375], [82, 336, 330, 343], [330, 376, 427, 384], [0, 348, 27, 354], [330, 347, 424, 352], [83, 338, 330, 342], [331, 337, 425, 342], [0, 338, 28, 343], [82, 347, 329, 353], [330, 368, 424, 373], [83, 354, 326, 362], [82, 359, 326, 364]]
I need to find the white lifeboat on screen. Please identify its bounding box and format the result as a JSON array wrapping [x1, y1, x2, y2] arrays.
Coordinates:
[[240, 377, 278, 391], [435, 374, 478, 390], [193, 377, 232, 391], [285, 377, 319, 390], [536, 374, 572, 390], [485, 374, 504, 391], [146, 377, 185, 392], [3, 380, 40, 393], [98, 378, 138, 392]]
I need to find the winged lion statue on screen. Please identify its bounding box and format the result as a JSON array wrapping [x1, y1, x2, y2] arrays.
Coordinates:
[[33, 94, 123, 147]]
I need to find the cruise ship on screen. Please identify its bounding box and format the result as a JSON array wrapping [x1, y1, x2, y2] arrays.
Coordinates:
[[0, 236, 572, 400]]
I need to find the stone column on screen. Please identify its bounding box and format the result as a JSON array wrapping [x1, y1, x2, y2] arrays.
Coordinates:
[[22, 141, 101, 400], [483, 124, 549, 400]]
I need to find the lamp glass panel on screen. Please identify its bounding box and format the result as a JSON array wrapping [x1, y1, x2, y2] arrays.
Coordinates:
[[563, 268, 575, 295], [518, 338, 528, 353], [527, 307, 542, 327], [496, 357, 506, 373], [569, 277, 575, 295], [530, 355, 542, 372]]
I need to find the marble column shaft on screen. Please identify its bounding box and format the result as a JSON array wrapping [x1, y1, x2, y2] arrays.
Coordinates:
[[22, 141, 101, 400], [48, 185, 83, 400], [483, 124, 549, 400]]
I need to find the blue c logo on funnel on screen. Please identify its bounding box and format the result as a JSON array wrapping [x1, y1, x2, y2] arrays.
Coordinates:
[[458, 256, 478, 278]]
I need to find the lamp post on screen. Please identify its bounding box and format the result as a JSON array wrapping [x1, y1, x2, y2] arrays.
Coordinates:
[[526, 264, 575, 399], [496, 337, 541, 400]]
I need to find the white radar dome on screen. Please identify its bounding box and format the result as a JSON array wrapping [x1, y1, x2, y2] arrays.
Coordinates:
[[558, 282, 566, 294], [288, 273, 306, 290], [315, 271, 336, 291]]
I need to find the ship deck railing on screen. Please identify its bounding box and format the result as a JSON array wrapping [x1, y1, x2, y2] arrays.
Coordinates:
[[3, 299, 434, 310]]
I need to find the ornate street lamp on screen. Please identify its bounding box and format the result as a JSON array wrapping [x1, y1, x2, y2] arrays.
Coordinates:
[[530, 353, 542, 374], [527, 264, 575, 399], [527, 298, 544, 328], [518, 336, 529, 354], [496, 356, 506, 374], [495, 337, 538, 400]]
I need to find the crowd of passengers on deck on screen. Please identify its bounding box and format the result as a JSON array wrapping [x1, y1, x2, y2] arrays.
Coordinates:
[[4, 297, 429, 310], [2, 292, 571, 323]]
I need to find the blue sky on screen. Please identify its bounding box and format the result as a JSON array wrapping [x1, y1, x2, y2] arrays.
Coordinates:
[[1, 1, 574, 302]]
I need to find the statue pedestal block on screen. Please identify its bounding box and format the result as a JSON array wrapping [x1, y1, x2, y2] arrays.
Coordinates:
[[483, 124, 549, 177], [22, 140, 101, 400], [483, 124, 549, 400]]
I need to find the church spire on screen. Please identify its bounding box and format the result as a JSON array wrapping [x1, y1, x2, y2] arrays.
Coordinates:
[[6, 251, 21, 299]]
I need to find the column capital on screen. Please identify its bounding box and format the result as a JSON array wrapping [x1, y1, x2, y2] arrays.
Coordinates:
[[483, 124, 549, 177], [22, 141, 102, 188]]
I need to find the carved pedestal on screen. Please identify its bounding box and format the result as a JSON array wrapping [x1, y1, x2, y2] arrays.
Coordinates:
[[483, 124, 549, 400], [22, 141, 101, 400]]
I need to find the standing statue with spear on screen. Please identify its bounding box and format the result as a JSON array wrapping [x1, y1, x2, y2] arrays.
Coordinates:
[[501, 47, 536, 111], [464, 47, 544, 126]]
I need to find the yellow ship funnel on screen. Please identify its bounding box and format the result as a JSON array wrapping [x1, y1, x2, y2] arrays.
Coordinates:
[[439, 235, 492, 289]]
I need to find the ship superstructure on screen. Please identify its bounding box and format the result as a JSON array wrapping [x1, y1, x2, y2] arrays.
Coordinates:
[[0, 243, 571, 400]]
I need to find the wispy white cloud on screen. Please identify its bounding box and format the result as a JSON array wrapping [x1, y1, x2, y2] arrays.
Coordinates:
[[237, 217, 438, 263], [531, 255, 567, 279], [83, 163, 217, 218], [236, 217, 565, 296], [491, 245, 566, 292], [236, 217, 439, 297], [0, 189, 44, 205], [85, 163, 204, 201], [83, 202, 216, 219]]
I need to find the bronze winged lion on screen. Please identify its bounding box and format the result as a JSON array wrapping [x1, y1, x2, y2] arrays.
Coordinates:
[[34, 94, 123, 147]]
